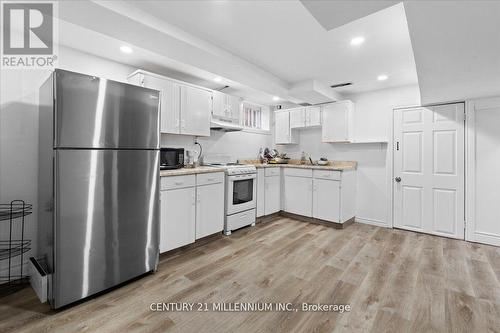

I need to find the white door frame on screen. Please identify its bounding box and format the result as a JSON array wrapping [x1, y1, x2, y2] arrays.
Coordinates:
[[465, 96, 500, 246], [391, 102, 466, 234]]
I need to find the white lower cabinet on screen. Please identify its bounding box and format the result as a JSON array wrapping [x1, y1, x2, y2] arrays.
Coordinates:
[[160, 172, 224, 253], [284, 175, 313, 217], [264, 170, 281, 215], [312, 178, 340, 222], [255, 167, 356, 224], [196, 181, 224, 239], [160, 186, 196, 253], [256, 169, 265, 217]]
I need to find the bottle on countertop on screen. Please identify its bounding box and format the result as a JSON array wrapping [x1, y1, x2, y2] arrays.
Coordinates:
[[300, 151, 307, 165]]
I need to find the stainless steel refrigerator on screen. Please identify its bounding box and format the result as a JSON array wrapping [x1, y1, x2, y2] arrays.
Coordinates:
[[37, 69, 160, 309]]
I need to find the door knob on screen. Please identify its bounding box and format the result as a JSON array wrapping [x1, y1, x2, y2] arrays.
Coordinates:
[[395, 177, 401, 183]]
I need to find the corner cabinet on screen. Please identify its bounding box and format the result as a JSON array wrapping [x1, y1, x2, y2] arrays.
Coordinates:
[[128, 70, 212, 137], [275, 110, 298, 144], [322, 100, 355, 143]]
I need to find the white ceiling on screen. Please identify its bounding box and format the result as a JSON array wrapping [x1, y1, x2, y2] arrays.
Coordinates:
[[301, 0, 400, 31], [125, 0, 418, 94], [55, 1, 500, 106], [404, 1, 500, 104]]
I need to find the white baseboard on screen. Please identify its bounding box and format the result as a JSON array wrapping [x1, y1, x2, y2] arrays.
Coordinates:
[[355, 217, 391, 228], [468, 232, 500, 247]]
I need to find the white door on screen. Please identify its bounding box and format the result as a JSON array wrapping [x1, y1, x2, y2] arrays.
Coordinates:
[[160, 187, 196, 252], [306, 106, 321, 127], [313, 179, 340, 222], [180, 85, 211, 136], [284, 176, 312, 216], [275, 111, 291, 144], [265, 176, 281, 215], [196, 183, 224, 239], [393, 103, 465, 239], [467, 97, 500, 246]]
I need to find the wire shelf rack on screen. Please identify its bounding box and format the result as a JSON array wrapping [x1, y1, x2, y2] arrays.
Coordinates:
[[0, 200, 32, 295]]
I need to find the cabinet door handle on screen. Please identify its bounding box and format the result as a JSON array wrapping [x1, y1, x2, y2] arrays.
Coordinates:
[[174, 181, 184, 185]]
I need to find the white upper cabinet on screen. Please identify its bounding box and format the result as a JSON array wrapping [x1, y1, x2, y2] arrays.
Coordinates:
[[212, 90, 241, 121], [227, 94, 241, 121], [128, 71, 212, 137], [212, 90, 226, 118], [289, 106, 321, 129], [131, 73, 180, 134], [322, 100, 354, 143], [180, 85, 212, 136], [306, 106, 322, 127], [290, 108, 306, 128], [275, 111, 298, 144]]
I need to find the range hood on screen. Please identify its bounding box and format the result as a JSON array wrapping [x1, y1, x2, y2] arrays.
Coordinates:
[[210, 119, 243, 132]]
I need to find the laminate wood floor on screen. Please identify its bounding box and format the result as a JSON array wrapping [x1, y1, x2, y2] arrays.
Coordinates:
[[2, 218, 500, 333]]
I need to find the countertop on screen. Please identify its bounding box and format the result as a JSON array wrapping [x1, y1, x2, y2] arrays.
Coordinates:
[[160, 166, 224, 177], [238, 159, 357, 171]]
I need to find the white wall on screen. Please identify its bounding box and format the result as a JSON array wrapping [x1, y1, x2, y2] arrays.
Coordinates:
[[161, 130, 271, 162], [275, 85, 421, 227]]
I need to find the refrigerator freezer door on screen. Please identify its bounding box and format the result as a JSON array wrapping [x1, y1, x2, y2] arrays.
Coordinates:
[[54, 69, 160, 149], [53, 149, 159, 308]]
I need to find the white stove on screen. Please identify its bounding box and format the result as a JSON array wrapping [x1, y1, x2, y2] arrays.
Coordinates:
[[205, 163, 257, 176], [203, 156, 257, 235]]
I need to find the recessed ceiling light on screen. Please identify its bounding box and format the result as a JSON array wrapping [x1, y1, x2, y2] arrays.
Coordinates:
[[213, 77, 222, 83], [120, 45, 133, 54], [377, 74, 388, 81], [350, 36, 365, 46], [272, 96, 280, 101]]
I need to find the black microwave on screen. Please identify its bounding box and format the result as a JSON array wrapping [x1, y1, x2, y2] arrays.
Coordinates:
[[160, 148, 184, 170]]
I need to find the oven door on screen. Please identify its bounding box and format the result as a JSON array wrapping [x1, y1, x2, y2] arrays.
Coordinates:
[[226, 173, 257, 215]]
